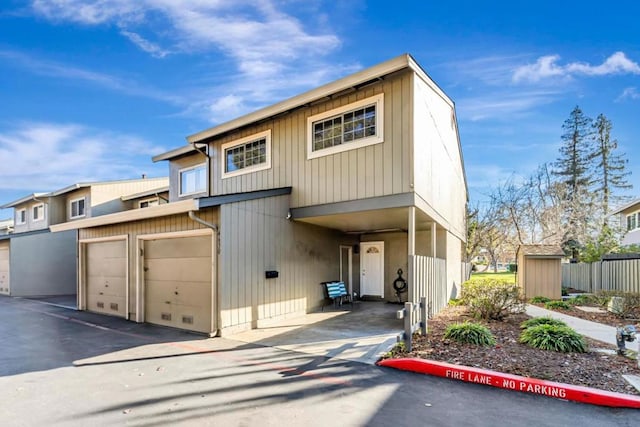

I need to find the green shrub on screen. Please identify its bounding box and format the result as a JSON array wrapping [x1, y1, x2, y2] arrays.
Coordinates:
[[519, 324, 587, 353], [460, 278, 525, 320], [529, 296, 551, 304], [448, 298, 465, 306], [568, 294, 596, 306], [544, 300, 572, 310], [444, 322, 496, 346], [520, 317, 567, 330], [561, 287, 569, 297]]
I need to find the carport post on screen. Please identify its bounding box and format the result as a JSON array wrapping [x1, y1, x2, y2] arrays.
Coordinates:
[[408, 206, 415, 302]]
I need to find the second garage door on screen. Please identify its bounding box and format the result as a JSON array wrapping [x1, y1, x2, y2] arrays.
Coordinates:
[[144, 235, 212, 334], [85, 240, 127, 317], [0, 241, 10, 295]]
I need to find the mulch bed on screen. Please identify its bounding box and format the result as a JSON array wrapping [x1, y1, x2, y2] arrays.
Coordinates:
[[384, 305, 640, 395]]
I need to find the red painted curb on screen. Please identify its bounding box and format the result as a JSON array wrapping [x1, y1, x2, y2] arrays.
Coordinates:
[[377, 358, 640, 408]]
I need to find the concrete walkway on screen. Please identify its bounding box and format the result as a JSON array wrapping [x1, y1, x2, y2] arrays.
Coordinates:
[[526, 304, 619, 347]]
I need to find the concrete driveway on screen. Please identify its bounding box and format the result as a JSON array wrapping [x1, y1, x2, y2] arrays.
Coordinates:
[[230, 301, 403, 365]]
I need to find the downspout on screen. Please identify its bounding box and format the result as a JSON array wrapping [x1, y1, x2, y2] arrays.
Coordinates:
[[188, 210, 220, 337]]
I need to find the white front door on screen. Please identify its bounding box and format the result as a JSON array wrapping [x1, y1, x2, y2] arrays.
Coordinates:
[[360, 242, 384, 297]]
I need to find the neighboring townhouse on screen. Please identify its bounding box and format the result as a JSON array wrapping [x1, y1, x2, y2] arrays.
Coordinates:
[[611, 199, 640, 246], [51, 54, 468, 337], [0, 177, 168, 297], [0, 218, 13, 235]]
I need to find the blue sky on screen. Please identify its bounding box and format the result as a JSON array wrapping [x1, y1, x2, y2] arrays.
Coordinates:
[[1, 1, 639, 220]]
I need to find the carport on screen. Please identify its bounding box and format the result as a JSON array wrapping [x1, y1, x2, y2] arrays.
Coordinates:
[[229, 301, 402, 365]]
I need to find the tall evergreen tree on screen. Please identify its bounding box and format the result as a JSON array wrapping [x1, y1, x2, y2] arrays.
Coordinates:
[[591, 113, 632, 217], [553, 106, 595, 256]]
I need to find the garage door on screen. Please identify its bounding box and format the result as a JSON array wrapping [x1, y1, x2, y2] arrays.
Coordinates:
[[144, 235, 212, 334], [85, 240, 127, 317], [0, 241, 9, 295]]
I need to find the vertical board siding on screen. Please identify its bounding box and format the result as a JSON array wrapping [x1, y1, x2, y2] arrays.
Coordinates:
[[409, 255, 447, 317], [219, 194, 355, 331], [207, 71, 413, 208], [562, 261, 640, 293], [79, 209, 219, 317]]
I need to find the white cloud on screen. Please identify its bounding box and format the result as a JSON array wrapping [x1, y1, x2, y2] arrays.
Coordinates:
[[120, 30, 170, 58], [513, 52, 640, 83], [0, 122, 167, 191], [457, 90, 559, 121], [29, 0, 349, 123], [616, 87, 640, 102]]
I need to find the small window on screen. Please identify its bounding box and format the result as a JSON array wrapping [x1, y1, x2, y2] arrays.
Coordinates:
[[179, 163, 207, 196], [70, 197, 86, 219], [16, 209, 26, 225], [139, 198, 159, 208], [221, 130, 271, 179], [32, 204, 44, 222], [628, 213, 639, 231], [307, 94, 384, 160]]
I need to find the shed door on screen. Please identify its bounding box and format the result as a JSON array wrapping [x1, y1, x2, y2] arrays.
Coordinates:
[[0, 241, 10, 295], [144, 235, 212, 334], [86, 240, 127, 317]]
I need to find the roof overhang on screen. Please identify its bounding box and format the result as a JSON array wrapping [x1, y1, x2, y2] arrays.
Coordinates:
[[121, 186, 170, 201], [50, 199, 199, 232], [185, 54, 454, 145], [152, 144, 200, 162], [0, 193, 50, 209], [610, 199, 640, 215]]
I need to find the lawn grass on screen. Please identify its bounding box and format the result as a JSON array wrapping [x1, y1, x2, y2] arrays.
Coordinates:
[[470, 271, 517, 284]]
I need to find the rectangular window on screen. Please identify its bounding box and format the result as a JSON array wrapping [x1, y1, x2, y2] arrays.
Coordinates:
[[307, 93, 384, 159], [221, 130, 271, 179], [628, 213, 639, 231], [32, 204, 44, 222], [179, 163, 207, 196], [16, 209, 26, 225], [70, 197, 86, 219]]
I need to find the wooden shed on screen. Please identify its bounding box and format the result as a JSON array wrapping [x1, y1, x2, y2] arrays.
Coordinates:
[[517, 245, 564, 300]]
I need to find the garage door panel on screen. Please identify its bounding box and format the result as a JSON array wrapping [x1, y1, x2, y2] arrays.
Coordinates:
[[145, 258, 211, 282], [144, 235, 212, 334], [85, 240, 127, 318], [145, 236, 211, 259]]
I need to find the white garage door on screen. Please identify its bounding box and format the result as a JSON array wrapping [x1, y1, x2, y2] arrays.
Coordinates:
[[0, 241, 9, 295], [85, 240, 127, 317], [144, 235, 212, 334]]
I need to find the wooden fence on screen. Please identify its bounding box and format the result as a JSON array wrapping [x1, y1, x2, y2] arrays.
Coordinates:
[[409, 255, 447, 318], [562, 260, 640, 293]]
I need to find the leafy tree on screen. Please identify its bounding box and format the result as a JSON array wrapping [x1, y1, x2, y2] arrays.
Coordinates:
[[580, 223, 619, 262], [553, 106, 596, 256], [591, 114, 632, 219]]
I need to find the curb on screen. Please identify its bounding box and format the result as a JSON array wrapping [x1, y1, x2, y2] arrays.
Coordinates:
[[377, 358, 640, 408]]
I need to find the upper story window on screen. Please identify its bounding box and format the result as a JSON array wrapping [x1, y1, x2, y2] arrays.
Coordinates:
[[32, 204, 44, 222], [221, 130, 271, 179], [139, 198, 159, 208], [179, 163, 207, 196], [307, 93, 384, 160], [16, 209, 26, 225], [70, 197, 86, 219], [627, 212, 639, 231]]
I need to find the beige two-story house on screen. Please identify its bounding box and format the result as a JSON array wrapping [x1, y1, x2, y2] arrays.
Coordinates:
[[51, 54, 468, 336], [611, 199, 640, 246], [0, 177, 168, 297]]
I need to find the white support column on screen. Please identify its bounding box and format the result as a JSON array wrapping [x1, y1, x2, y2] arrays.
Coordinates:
[[408, 207, 416, 302], [430, 222, 436, 258]]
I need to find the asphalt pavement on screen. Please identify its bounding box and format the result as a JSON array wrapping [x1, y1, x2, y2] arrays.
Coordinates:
[[0, 296, 638, 426]]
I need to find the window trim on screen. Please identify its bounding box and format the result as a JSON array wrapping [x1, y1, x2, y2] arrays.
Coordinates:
[[178, 163, 208, 197], [69, 197, 86, 219], [221, 130, 272, 179], [306, 93, 384, 160], [32, 203, 45, 222], [627, 211, 640, 232], [16, 208, 26, 225]]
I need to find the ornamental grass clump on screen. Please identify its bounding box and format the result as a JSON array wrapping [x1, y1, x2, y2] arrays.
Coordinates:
[[519, 324, 587, 353], [544, 300, 572, 310], [460, 278, 525, 320], [520, 317, 567, 330], [529, 296, 551, 304], [444, 322, 496, 346]]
